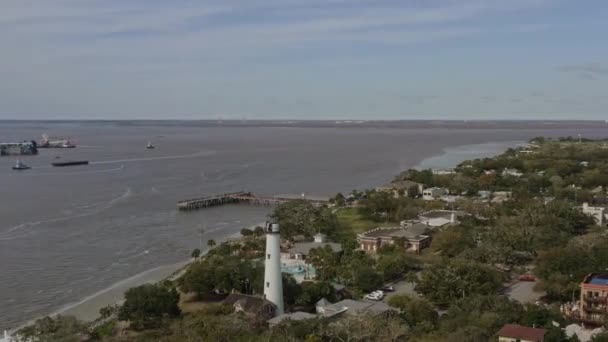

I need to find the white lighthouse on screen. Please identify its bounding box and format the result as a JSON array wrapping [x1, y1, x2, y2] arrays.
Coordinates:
[[263, 221, 284, 315]]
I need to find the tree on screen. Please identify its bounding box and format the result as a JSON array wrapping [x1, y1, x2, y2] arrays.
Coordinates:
[[296, 281, 337, 306], [334, 192, 346, 207], [118, 284, 180, 330], [270, 199, 339, 239], [416, 259, 504, 307], [308, 245, 340, 281], [253, 226, 265, 237], [191, 248, 201, 260], [388, 295, 438, 332], [207, 239, 216, 248], [240, 228, 253, 236], [17, 316, 87, 342], [376, 250, 417, 282], [180, 255, 264, 297]]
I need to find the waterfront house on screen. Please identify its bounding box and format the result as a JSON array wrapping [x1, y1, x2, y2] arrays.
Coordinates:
[[377, 180, 424, 197], [497, 324, 546, 342], [422, 187, 447, 201], [358, 223, 431, 254], [432, 168, 456, 175]]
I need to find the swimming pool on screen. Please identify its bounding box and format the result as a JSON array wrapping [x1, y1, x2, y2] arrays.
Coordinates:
[[281, 263, 317, 281]]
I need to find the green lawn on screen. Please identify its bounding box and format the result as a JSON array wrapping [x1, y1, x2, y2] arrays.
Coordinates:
[[336, 207, 394, 234]]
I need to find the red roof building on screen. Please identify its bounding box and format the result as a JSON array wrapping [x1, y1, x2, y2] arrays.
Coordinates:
[[497, 324, 545, 342]]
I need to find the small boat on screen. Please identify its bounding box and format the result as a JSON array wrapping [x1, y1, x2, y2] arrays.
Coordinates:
[[52, 160, 89, 167], [146, 142, 155, 149], [12, 160, 31, 170]]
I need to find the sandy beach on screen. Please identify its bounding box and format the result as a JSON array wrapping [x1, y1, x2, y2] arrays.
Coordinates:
[[13, 229, 252, 332]]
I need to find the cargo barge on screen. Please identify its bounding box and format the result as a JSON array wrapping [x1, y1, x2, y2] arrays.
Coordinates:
[[51, 160, 89, 167]]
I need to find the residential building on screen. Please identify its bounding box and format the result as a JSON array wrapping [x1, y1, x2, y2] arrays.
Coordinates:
[[422, 187, 447, 201], [376, 180, 424, 197], [267, 311, 317, 327], [419, 210, 464, 227], [502, 168, 524, 177], [284, 233, 342, 260], [432, 168, 456, 175], [492, 191, 512, 204], [581, 203, 606, 226], [478, 190, 492, 200], [317, 299, 397, 318], [497, 324, 545, 342], [223, 293, 277, 321], [439, 195, 461, 203], [579, 273, 608, 325], [358, 223, 431, 254]]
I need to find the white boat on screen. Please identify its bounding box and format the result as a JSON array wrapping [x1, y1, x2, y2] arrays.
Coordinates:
[[146, 142, 155, 149], [12, 160, 30, 170]]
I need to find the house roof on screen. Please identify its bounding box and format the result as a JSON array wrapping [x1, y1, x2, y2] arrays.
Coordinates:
[[223, 294, 276, 313], [322, 299, 396, 318], [267, 311, 317, 325], [316, 298, 330, 307], [497, 324, 546, 342], [419, 210, 465, 220], [287, 242, 342, 255], [583, 273, 608, 287], [360, 224, 431, 242]]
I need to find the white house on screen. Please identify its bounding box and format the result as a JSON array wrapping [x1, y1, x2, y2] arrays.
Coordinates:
[[422, 187, 447, 201], [502, 168, 523, 177], [419, 210, 463, 227], [582, 203, 607, 226], [432, 169, 456, 175]]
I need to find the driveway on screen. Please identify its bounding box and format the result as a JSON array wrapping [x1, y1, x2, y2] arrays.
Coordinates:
[[504, 280, 545, 304]]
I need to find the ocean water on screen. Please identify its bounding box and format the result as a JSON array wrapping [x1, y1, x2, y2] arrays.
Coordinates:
[[1, 122, 607, 329]]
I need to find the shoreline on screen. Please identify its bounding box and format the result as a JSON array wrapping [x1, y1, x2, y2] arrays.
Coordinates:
[[10, 229, 252, 333], [10, 140, 520, 332]]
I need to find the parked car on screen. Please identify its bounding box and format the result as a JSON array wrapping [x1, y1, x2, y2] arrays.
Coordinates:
[[381, 286, 395, 292], [518, 274, 536, 282], [364, 293, 382, 301]]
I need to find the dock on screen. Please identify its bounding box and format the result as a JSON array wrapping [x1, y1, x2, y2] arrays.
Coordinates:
[[177, 192, 328, 211]]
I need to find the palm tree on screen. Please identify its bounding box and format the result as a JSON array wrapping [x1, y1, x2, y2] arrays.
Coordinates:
[[191, 248, 201, 260], [207, 239, 216, 248]]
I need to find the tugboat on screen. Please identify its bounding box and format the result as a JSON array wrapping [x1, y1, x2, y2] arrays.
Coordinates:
[[146, 142, 155, 149], [12, 160, 31, 170]]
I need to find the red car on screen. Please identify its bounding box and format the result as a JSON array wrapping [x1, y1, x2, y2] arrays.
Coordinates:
[[518, 274, 536, 282]]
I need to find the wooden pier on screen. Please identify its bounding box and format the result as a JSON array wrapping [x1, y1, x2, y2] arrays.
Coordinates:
[[177, 192, 328, 211]]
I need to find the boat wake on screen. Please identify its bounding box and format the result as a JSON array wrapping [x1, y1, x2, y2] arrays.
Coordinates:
[[29, 165, 125, 176], [91, 150, 216, 165], [0, 188, 132, 240]]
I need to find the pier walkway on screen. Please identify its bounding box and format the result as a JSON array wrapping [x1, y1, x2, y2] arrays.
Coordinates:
[[177, 192, 328, 211]]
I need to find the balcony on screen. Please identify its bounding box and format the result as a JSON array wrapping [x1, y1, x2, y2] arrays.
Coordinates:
[[583, 305, 608, 313], [584, 295, 608, 304]]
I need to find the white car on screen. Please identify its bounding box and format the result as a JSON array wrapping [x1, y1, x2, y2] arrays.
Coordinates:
[[364, 293, 382, 301]]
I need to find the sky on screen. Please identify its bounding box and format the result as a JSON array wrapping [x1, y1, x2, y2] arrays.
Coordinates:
[[1, 0, 607, 120]]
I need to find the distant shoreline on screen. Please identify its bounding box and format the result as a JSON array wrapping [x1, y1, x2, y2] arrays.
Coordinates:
[[2, 119, 608, 130]]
